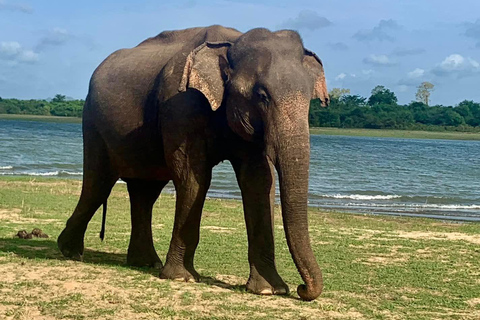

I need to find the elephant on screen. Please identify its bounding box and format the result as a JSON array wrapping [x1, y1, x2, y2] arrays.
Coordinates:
[[57, 25, 329, 301]]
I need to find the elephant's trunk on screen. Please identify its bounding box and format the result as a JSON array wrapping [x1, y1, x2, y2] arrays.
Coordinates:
[[273, 107, 323, 301]]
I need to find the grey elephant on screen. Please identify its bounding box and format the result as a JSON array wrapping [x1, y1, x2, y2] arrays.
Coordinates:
[[57, 25, 328, 301]]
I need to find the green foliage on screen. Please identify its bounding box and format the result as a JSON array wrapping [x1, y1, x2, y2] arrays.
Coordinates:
[[52, 94, 67, 103], [0, 94, 84, 118], [309, 87, 480, 132], [1, 88, 480, 132], [368, 85, 398, 106]]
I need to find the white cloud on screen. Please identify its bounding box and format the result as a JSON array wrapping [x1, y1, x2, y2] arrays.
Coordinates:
[[0, 41, 39, 64], [408, 68, 425, 79], [36, 28, 72, 51], [280, 10, 332, 32], [391, 48, 426, 57], [432, 54, 480, 78], [363, 54, 396, 66], [0, 0, 32, 13], [398, 68, 428, 87], [0, 41, 21, 56], [328, 42, 349, 51], [19, 50, 39, 63], [353, 19, 401, 42], [362, 69, 375, 76], [335, 73, 347, 81], [465, 19, 480, 48]]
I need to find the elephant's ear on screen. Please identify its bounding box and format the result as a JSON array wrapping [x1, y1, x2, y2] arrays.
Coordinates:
[[179, 41, 232, 111], [303, 49, 329, 107]]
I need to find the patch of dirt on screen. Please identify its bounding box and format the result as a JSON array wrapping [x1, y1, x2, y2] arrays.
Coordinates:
[[415, 247, 433, 257], [355, 246, 410, 266], [313, 241, 332, 245], [331, 228, 387, 241], [362, 256, 408, 265], [0, 208, 59, 225], [238, 295, 365, 319], [0, 208, 22, 220], [16, 245, 51, 251], [467, 298, 480, 307], [214, 274, 246, 286], [201, 226, 236, 233], [348, 243, 379, 249], [396, 231, 480, 245], [377, 309, 404, 320]]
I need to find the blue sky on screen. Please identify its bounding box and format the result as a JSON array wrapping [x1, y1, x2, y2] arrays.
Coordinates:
[[1, 0, 480, 105]]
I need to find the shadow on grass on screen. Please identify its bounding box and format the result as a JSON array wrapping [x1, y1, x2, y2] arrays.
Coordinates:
[[0, 237, 245, 292]]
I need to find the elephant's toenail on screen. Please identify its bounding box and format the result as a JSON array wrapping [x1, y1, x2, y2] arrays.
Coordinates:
[[259, 288, 273, 295]]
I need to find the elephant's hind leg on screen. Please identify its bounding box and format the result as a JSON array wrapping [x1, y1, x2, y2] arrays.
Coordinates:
[[125, 178, 168, 268], [58, 170, 117, 260], [58, 129, 118, 261]]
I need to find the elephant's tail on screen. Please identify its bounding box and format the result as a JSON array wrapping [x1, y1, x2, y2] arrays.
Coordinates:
[[99, 200, 107, 241]]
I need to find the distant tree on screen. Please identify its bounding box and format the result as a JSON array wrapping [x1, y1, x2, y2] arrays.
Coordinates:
[[329, 88, 351, 100], [415, 82, 435, 106], [340, 94, 367, 108], [52, 94, 66, 103], [456, 100, 480, 126], [368, 85, 397, 106]]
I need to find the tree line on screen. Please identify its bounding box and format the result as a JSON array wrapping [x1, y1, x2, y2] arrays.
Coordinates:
[[0, 94, 84, 118], [2, 88, 480, 132], [310, 85, 480, 132]]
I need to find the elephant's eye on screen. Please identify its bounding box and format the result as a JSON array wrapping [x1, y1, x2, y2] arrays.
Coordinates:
[[254, 86, 270, 105]]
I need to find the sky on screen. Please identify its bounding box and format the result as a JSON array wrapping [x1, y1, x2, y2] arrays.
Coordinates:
[[1, 0, 480, 106]]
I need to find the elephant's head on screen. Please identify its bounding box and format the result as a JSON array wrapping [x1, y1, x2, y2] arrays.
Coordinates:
[[179, 28, 328, 301]]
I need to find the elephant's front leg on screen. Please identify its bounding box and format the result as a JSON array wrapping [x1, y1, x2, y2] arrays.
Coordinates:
[[232, 155, 289, 295], [160, 162, 211, 282]]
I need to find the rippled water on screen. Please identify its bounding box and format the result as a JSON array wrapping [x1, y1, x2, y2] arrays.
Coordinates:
[[1, 119, 479, 220]]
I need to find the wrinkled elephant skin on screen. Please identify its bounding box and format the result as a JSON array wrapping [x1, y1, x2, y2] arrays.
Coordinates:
[[57, 25, 328, 301]]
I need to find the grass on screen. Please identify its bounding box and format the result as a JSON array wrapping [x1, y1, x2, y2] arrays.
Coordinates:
[[0, 177, 479, 319], [309, 127, 480, 141], [0, 114, 81, 123]]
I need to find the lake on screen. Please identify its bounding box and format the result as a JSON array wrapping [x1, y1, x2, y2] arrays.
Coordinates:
[[1, 119, 479, 221]]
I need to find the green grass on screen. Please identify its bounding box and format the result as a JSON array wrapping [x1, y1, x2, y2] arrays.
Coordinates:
[[0, 114, 81, 123], [0, 177, 479, 319], [309, 127, 480, 140]]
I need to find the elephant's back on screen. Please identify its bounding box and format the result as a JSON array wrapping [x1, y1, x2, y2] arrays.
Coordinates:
[[81, 26, 243, 178], [86, 25, 242, 135], [84, 43, 178, 142]]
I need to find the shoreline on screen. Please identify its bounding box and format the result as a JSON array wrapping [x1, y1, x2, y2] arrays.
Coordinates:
[[1, 176, 478, 222], [2, 114, 480, 140], [309, 127, 480, 141], [0, 114, 82, 123]]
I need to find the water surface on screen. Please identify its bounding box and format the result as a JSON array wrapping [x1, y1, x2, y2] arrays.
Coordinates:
[[1, 119, 479, 220]]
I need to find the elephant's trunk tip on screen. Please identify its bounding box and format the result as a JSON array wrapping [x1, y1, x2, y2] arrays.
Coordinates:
[[297, 282, 323, 301]]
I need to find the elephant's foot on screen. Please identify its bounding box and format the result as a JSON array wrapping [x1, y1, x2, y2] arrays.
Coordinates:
[[127, 247, 163, 269], [159, 262, 199, 283], [246, 269, 289, 295], [57, 229, 84, 261]]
